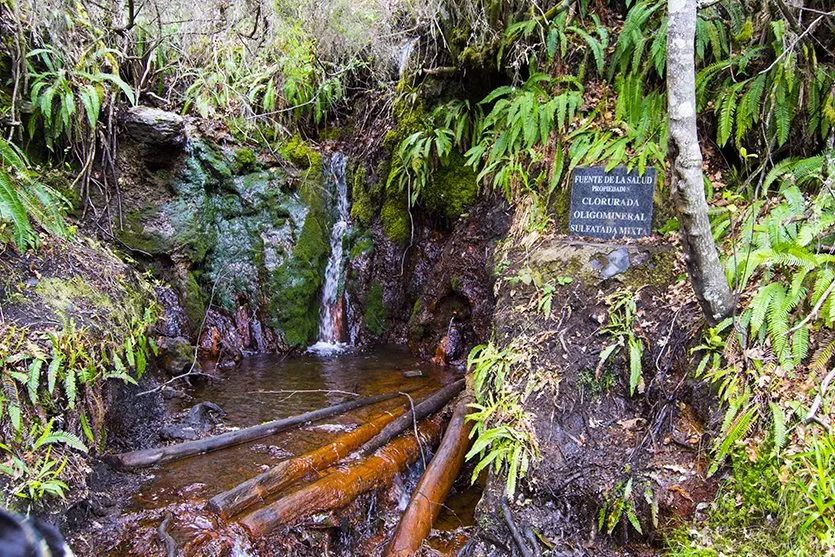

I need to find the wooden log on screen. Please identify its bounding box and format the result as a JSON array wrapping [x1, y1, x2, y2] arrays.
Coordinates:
[[208, 381, 457, 518], [208, 407, 406, 518], [384, 394, 472, 557], [239, 410, 449, 537], [356, 379, 464, 457], [108, 389, 413, 469]]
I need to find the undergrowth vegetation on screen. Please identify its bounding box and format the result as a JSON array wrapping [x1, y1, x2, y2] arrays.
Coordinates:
[[0, 0, 833, 550], [466, 340, 542, 497], [0, 260, 158, 513]]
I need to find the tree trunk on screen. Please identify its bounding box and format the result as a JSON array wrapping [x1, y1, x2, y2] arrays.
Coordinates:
[[384, 394, 472, 557], [108, 389, 413, 469], [238, 411, 449, 537], [667, 0, 734, 324]]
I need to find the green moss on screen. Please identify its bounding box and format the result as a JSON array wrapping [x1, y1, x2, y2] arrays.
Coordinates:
[[381, 185, 410, 245], [266, 178, 331, 347], [36, 277, 113, 314], [117, 206, 175, 254], [233, 147, 257, 173], [450, 276, 462, 293], [666, 452, 789, 557], [421, 152, 479, 221], [619, 248, 678, 290], [362, 282, 388, 337], [348, 233, 374, 260], [280, 135, 323, 176], [181, 271, 206, 333], [549, 185, 572, 233], [350, 164, 380, 227], [193, 140, 232, 180]]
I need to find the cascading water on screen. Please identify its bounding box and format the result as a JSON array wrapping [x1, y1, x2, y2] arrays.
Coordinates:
[[308, 153, 351, 355], [397, 37, 419, 77]]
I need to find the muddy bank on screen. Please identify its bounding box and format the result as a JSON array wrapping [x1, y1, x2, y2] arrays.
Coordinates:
[[464, 231, 720, 556]]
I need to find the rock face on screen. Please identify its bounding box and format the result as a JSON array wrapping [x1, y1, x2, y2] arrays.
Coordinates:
[[115, 107, 333, 355], [406, 197, 511, 364]]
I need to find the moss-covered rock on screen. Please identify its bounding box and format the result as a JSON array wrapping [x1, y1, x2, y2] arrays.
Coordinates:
[[266, 205, 330, 346], [348, 233, 374, 260], [36, 276, 113, 315], [280, 134, 323, 175], [263, 154, 331, 347], [232, 147, 258, 173], [181, 270, 206, 333], [381, 185, 410, 245], [421, 152, 479, 221], [350, 163, 380, 228]]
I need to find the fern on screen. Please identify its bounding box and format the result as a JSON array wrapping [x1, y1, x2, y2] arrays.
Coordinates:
[[0, 138, 70, 250]]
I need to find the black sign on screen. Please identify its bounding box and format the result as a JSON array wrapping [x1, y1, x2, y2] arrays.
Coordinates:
[[568, 166, 656, 239]]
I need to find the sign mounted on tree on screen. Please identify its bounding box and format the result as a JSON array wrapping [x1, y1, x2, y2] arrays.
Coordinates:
[[568, 166, 656, 239]]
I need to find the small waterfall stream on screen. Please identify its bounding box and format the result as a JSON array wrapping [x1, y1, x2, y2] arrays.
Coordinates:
[[397, 37, 418, 76], [309, 153, 350, 354]]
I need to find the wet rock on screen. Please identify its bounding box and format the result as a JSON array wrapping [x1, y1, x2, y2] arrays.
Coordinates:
[[407, 196, 511, 362], [160, 424, 201, 441], [216, 359, 237, 371], [161, 386, 189, 400], [156, 336, 201, 377], [403, 369, 424, 378], [593, 247, 630, 279], [186, 401, 225, 427], [160, 402, 225, 441], [153, 285, 191, 338], [122, 106, 186, 148]]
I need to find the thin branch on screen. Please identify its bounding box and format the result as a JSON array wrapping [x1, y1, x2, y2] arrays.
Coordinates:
[[787, 279, 835, 335]]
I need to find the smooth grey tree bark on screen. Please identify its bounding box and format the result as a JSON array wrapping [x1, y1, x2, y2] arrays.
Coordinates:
[[667, 0, 734, 324]]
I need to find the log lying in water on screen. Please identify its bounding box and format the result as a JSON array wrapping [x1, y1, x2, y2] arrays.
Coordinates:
[[356, 379, 465, 457], [385, 394, 472, 557], [209, 381, 463, 518], [208, 407, 406, 518], [239, 410, 449, 537], [108, 389, 413, 469]]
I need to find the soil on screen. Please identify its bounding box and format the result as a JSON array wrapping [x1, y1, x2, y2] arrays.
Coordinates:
[[463, 230, 721, 556]]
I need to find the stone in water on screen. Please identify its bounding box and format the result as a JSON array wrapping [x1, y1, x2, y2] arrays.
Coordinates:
[[568, 166, 656, 239]]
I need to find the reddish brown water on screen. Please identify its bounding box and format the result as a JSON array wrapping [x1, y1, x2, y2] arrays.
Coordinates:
[[91, 346, 475, 556]]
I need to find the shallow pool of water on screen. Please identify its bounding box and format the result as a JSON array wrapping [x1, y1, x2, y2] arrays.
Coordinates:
[[132, 346, 461, 509]]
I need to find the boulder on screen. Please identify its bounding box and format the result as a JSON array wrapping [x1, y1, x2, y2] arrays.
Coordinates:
[[156, 336, 201, 377], [122, 106, 186, 148]]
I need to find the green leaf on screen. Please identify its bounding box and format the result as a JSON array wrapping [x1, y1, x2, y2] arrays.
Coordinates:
[[47, 353, 63, 395], [27, 359, 43, 405], [628, 338, 643, 396]]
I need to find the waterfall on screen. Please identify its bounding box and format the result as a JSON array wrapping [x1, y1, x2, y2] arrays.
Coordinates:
[[397, 37, 419, 77], [308, 153, 350, 355]]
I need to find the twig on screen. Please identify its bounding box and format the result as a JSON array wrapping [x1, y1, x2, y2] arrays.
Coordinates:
[[804, 366, 835, 432], [254, 389, 359, 397], [758, 14, 825, 76], [523, 524, 542, 557], [157, 512, 177, 557], [501, 495, 534, 557], [400, 391, 426, 468], [787, 280, 835, 335]]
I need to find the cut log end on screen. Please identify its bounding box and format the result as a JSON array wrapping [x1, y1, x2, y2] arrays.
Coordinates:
[[384, 393, 473, 557]]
